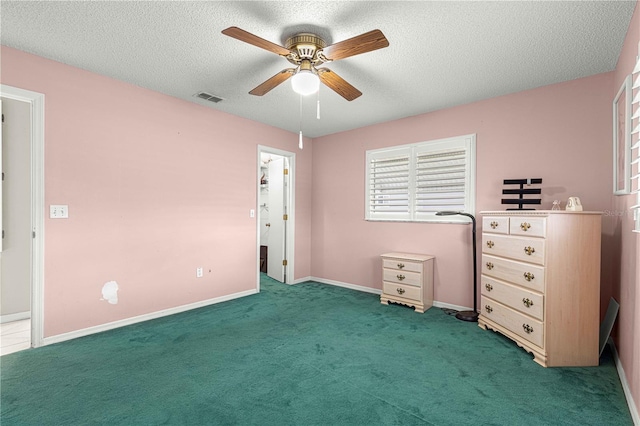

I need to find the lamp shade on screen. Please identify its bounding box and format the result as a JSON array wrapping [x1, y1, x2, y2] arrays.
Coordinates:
[[291, 70, 319, 96]]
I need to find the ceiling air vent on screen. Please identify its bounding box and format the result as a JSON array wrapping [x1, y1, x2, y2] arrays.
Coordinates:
[[194, 92, 224, 103]]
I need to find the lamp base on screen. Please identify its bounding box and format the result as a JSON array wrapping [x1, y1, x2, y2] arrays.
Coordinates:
[[455, 310, 479, 322]]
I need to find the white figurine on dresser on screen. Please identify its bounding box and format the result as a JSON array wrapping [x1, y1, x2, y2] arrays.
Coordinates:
[[380, 253, 434, 313], [478, 211, 602, 367]]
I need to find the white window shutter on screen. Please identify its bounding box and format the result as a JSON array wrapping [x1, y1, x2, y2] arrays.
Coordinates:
[[632, 55, 640, 232], [365, 134, 475, 223], [415, 148, 467, 214], [366, 148, 412, 220]]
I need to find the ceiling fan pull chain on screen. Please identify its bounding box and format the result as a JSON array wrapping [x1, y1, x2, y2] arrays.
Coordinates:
[[317, 90, 321, 120], [299, 94, 304, 150]]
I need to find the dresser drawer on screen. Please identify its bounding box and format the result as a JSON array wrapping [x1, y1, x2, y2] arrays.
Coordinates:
[[481, 276, 543, 320], [481, 296, 544, 348], [383, 281, 421, 302], [483, 216, 509, 234], [482, 234, 546, 265], [382, 258, 422, 273], [509, 217, 547, 237], [482, 254, 545, 292], [383, 269, 421, 287]]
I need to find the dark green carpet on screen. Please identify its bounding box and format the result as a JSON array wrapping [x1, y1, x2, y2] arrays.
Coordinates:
[[1, 274, 633, 425]]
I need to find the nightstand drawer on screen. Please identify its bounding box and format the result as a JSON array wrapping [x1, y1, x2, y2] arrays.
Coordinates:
[[509, 217, 547, 237], [383, 281, 421, 302], [481, 276, 543, 320], [483, 216, 509, 234], [482, 255, 545, 292], [481, 296, 544, 348], [383, 269, 421, 287], [482, 234, 546, 265], [382, 258, 422, 273]]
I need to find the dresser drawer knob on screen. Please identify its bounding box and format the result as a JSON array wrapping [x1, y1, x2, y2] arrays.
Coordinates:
[[523, 272, 535, 282], [397, 274, 406, 281], [524, 246, 535, 255], [486, 262, 494, 270], [485, 305, 493, 313], [520, 222, 531, 231], [522, 298, 534, 308], [485, 283, 493, 291], [397, 288, 405, 295], [397, 263, 405, 269], [490, 221, 499, 229], [522, 324, 534, 334], [486, 240, 495, 248]]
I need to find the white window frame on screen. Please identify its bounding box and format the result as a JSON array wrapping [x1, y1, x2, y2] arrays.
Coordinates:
[[365, 134, 476, 223], [631, 53, 640, 232]]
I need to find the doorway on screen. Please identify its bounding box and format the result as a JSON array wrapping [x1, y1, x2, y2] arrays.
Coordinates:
[[0, 85, 45, 353], [0, 97, 31, 355], [257, 146, 295, 289]]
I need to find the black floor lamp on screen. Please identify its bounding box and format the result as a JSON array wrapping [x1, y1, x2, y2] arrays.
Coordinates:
[[435, 211, 479, 322]]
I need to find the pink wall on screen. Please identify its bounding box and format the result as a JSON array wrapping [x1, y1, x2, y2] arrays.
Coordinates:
[[0, 46, 312, 337], [612, 2, 640, 416], [312, 72, 613, 308], [312, 3, 639, 413]]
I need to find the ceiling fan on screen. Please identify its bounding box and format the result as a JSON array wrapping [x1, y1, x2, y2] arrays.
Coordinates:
[[221, 27, 389, 101]]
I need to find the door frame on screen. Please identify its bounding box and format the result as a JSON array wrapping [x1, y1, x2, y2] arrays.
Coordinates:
[[256, 145, 295, 289], [1, 84, 45, 348]]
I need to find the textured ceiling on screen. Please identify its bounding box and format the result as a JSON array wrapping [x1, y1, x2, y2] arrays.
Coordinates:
[[0, 1, 636, 138]]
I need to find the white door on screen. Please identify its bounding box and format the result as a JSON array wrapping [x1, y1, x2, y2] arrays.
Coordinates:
[[267, 157, 286, 282]]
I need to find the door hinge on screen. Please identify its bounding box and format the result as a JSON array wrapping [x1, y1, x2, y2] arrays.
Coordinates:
[[282, 259, 288, 266], [283, 214, 288, 220], [1, 113, 4, 123], [2, 230, 4, 239], [283, 168, 288, 175], [33, 231, 36, 238]]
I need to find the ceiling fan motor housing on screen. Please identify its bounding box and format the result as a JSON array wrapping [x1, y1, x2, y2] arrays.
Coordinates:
[[285, 33, 327, 63]]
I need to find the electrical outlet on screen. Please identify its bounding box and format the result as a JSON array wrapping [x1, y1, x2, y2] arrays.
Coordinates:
[[196, 267, 203, 278], [50, 205, 69, 219]]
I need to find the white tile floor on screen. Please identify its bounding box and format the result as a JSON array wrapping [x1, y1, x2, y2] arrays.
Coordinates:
[[0, 319, 31, 356]]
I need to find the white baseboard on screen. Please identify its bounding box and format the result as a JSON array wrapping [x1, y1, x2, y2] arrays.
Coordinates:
[[310, 276, 382, 295], [308, 276, 471, 312], [291, 276, 312, 285], [43, 289, 258, 346], [432, 301, 471, 312], [0, 311, 31, 324], [610, 338, 640, 425]]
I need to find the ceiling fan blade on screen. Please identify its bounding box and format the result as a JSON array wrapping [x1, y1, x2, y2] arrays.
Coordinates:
[[318, 69, 362, 101], [321, 29, 389, 61], [221, 27, 291, 56], [249, 69, 295, 96]]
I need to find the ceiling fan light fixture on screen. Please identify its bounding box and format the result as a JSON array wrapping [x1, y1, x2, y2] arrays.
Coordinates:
[[291, 69, 319, 96]]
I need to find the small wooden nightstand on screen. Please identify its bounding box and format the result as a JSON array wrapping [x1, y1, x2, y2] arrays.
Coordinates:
[[380, 252, 434, 313]]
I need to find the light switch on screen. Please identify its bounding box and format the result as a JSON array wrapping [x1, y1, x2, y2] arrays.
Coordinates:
[[50, 205, 68, 219], [250, 209, 255, 218]]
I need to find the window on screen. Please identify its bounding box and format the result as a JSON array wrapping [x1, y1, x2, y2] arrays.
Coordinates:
[[366, 134, 476, 223], [632, 55, 640, 232]]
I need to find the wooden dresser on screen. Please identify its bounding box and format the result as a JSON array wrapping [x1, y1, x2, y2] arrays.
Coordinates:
[[478, 211, 602, 367], [380, 252, 434, 313]]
